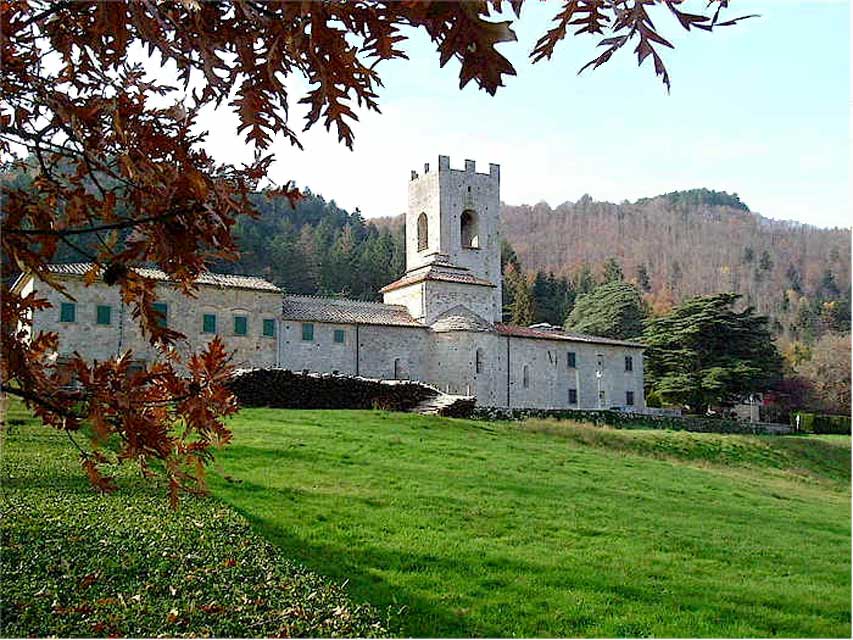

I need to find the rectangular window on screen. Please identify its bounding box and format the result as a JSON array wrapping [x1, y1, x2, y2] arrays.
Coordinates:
[[152, 302, 168, 328], [96, 305, 111, 326], [302, 323, 314, 341], [568, 388, 578, 405], [625, 355, 633, 372], [333, 328, 345, 344], [202, 313, 217, 334], [626, 391, 635, 406], [233, 316, 248, 336], [263, 318, 276, 337], [59, 302, 76, 323], [567, 352, 576, 368]]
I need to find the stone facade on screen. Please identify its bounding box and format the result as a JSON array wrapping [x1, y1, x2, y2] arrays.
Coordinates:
[[18, 155, 647, 410], [14, 265, 282, 369]]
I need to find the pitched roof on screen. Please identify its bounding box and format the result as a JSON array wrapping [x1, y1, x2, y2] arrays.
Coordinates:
[[27, 262, 282, 293], [380, 266, 495, 293], [431, 305, 494, 333], [281, 295, 424, 328], [495, 323, 645, 348]]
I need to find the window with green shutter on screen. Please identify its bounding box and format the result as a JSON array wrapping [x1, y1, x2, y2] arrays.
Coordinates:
[[59, 302, 76, 323], [262, 318, 275, 337], [152, 302, 168, 328], [301, 323, 314, 341], [333, 329, 345, 344], [234, 316, 248, 336], [202, 313, 216, 334], [96, 305, 111, 325]]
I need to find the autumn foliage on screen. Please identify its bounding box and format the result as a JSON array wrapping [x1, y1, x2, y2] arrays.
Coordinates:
[[1, 0, 745, 500]]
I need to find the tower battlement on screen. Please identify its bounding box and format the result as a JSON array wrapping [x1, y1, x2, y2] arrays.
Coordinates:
[[410, 155, 500, 181]]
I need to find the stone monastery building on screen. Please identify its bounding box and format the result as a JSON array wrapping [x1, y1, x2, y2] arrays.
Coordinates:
[[14, 155, 645, 410]]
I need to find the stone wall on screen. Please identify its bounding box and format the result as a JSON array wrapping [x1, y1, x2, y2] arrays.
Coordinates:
[[278, 320, 431, 381], [280, 318, 645, 411], [28, 275, 281, 368]]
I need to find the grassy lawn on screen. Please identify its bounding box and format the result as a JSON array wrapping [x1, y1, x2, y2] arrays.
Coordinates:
[[210, 409, 851, 638], [0, 400, 386, 638]]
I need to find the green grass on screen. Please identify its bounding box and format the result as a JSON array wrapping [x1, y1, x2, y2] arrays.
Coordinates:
[[210, 409, 852, 638], [0, 400, 386, 638]]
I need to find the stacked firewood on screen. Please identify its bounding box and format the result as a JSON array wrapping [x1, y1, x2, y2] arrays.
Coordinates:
[[227, 368, 438, 411]]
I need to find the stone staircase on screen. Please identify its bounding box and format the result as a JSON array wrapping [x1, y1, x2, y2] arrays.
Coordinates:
[[411, 392, 476, 417]]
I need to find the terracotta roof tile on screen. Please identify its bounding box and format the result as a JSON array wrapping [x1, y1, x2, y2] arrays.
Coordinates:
[[282, 295, 424, 328], [495, 323, 645, 348], [380, 268, 495, 293], [38, 262, 282, 292]]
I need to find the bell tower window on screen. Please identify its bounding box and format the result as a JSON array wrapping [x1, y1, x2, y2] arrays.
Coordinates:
[[461, 209, 479, 249], [417, 212, 428, 252]]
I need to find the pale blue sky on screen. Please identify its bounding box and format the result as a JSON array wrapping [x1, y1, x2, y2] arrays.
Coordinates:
[[198, 0, 850, 228]]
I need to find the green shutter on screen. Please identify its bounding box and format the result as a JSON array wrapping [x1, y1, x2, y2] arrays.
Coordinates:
[[203, 314, 216, 334], [333, 329, 345, 343], [301, 323, 314, 341], [262, 318, 276, 337], [59, 302, 75, 323], [234, 316, 248, 336], [96, 305, 111, 325], [152, 302, 168, 328]]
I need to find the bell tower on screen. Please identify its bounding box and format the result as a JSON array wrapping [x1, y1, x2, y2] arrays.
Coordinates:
[[381, 155, 502, 325]]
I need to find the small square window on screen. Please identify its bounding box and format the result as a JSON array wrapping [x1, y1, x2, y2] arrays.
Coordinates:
[[152, 302, 168, 328], [568, 388, 578, 405], [567, 352, 576, 368], [302, 323, 314, 341], [626, 391, 635, 406], [625, 356, 633, 372], [234, 316, 248, 336], [263, 318, 276, 337], [59, 302, 75, 323], [333, 329, 345, 344], [202, 313, 217, 334], [96, 305, 111, 325]]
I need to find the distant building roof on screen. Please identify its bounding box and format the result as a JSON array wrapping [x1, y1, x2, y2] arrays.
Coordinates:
[[281, 295, 424, 328], [380, 265, 495, 293], [431, 305, 494, 333], [23, 262, 282, 293], [495, 323, 645, 348]]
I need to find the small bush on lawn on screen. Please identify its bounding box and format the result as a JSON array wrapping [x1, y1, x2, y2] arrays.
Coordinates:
[[0, 406, 387, 638]]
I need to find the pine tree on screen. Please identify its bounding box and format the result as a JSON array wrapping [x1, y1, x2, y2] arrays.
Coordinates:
[[642, 292, 783, 412], [601, 257, 624, 283], [504, 264, 535, 326], [565, 281, 646, 340]]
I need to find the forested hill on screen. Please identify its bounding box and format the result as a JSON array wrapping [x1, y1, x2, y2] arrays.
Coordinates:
[[374, 188, 850, 341], [498, 191, 850, 330]]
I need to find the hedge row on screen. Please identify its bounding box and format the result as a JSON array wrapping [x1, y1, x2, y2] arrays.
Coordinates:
[[227, 368, 437, 411], [793, 412, 852, 435], [472, 406, 791, 435]]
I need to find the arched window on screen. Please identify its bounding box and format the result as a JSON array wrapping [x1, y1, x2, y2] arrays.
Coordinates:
[[522, 365, 530, 389], [417, 212, 428, 251], [475, 348, 483, 374], [461, 209, 479, 248]]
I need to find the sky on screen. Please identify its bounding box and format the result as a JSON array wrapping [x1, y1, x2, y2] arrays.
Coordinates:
[[191, 0, 850, 228]]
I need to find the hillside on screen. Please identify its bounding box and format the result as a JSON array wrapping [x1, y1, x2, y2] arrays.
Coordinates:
[[375, 189, 851, 340], [211, 408, 851, 637]]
